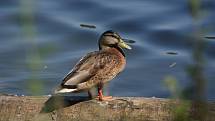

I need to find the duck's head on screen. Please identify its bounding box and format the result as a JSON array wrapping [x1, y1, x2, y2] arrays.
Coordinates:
[[98, 30, 132, 54]]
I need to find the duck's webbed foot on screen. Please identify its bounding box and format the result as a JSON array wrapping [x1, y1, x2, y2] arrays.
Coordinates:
[[96, 83, 113, 101]]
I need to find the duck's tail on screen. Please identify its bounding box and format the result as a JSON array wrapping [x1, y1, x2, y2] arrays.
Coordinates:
[[54, 85, 77, 94]]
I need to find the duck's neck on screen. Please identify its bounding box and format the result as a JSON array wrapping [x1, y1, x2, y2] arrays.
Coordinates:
[[113, 46, 125, 57], [99, 46, 125, 57]]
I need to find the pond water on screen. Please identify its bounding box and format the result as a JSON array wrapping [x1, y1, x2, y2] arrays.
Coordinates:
[[0, 0, 215, 100]]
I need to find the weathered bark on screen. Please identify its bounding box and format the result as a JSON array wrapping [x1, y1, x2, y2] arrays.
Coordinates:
[[0, 94, 214, 121]]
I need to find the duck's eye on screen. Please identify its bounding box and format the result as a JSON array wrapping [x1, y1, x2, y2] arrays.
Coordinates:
[[109, 43, 118, 48]]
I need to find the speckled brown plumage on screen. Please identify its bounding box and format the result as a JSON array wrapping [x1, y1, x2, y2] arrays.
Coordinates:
[[63, 48, 125, 91], [55, 30, 131, 101]]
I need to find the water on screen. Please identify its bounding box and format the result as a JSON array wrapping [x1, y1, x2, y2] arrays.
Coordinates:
[[0, 0, 215, 99]]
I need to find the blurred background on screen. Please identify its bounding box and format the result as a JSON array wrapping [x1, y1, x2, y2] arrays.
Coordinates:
[[0, 0, 215, 100]]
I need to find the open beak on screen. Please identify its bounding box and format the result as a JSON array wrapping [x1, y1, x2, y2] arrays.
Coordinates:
[[118, 38, 132, 50]]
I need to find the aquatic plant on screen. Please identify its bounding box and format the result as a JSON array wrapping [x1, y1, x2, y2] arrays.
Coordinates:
[[165, 0, 209, 120]]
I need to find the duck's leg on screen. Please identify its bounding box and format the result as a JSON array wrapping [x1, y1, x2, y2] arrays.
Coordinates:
[[88, 87, 97, 99], [88, 91, 93, 99], [97, 82, 112, 101]]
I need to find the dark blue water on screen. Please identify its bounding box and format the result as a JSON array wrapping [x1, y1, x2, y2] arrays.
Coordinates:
[[0, 0, 215, 99]]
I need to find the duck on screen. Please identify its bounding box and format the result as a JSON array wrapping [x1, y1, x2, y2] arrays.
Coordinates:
[[54, 30, 132, 101]]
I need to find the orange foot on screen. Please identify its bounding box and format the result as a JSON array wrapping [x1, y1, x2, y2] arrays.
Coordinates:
[[97, 86, 113, 101], [96, 95, 113, 101]]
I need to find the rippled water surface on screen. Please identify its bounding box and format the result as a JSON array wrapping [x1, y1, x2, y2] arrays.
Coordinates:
[[0, 0, 215, 99]]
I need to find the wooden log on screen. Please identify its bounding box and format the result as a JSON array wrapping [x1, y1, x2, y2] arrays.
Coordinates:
[[0, 94, 214, 121]]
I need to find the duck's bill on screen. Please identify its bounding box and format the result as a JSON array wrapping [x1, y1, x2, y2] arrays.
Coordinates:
[[119, 39, 132, 50]]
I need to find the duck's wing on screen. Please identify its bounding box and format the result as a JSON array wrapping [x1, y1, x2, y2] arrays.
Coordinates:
[[61, 51, 119, 88], [61, 51, 99, 86], [55, 50, 123, 93]]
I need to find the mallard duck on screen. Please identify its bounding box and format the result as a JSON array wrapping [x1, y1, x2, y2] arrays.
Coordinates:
[[54, 30, 131, 101]]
